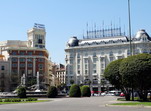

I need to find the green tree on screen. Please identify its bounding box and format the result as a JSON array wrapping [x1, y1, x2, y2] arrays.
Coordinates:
[[81, 85, 91, 97], [70, 80, 74, 84], [104, 59, 123, 90], [120, 54, 151, 101], [17, 86, 26, 98], [69, 84, 81, 97], [47, 86, 58, 98]]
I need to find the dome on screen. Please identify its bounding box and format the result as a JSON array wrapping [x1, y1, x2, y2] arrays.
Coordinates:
[[135, 29, 151, 40], [67, 36, 79, 47]]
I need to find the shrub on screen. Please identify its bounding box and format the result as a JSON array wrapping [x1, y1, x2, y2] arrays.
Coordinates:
[[4, 99, 11, 102], [11, 98, 21, 102], [69, 84, 81, 97], [0, 99, 2, 102], [26, 98, 38, 101], [17, 86, 26, 98], [47, 86, 58, 98], [81, 85, 91, 97]]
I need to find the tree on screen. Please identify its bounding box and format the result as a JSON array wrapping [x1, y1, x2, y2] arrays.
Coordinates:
[[104, 59, 123, 90], [81, 85, 91, 97], [120, 54, 151, 101], [47, 86, 58, 98], [17, 86, 26, 98], [69, 84, 81, 97], [70, 80, 74, 84]]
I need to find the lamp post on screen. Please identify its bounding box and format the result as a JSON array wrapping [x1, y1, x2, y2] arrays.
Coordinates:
[[128, 0, 134, 101], [128, 0, 132, 56]]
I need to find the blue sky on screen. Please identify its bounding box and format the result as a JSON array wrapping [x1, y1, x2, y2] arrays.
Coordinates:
[[0, 0, 151, 64]]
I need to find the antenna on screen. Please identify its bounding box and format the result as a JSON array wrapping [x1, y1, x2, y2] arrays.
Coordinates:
[[86, 22, 88, 39], [94, 23, 96, 38]]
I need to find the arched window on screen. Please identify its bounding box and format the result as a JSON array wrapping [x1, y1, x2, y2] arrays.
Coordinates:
[[109, 51, 113, 56], [93, 52, 96, 57], [77, 53, 80, 58]]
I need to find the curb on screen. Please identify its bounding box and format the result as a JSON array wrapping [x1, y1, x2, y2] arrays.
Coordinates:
[[105, 104, 151, 108]]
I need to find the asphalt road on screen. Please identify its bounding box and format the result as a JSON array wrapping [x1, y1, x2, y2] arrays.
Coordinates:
[[0, 96, 150, 111]]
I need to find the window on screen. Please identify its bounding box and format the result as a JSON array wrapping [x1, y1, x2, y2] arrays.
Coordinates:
[[93, 70, 97, 73], [38, 58, 44, 62], [27, 58, 32, 62], [109, 51, 113, 56], [20, 58, 25, 62], [110, 57, 114, 62], [20, 51, 25, 55], [28, 52, 33, 55], [93, 64, 96, 69], [101, 57, 105, 62], [77, 59, 80, 64], [93, 52, 96, 57], [12, 63, 17, 67], [101, 52, 104, 55], [77, 65, 80, 69], [28, 64, 33, 67], [101, 63, 105, 69], [38, 64, 43, 69], [39, 52, 43, 56], [85, 64, 88, 69], [70, 59, 73, 64], [38, 39, 43, 44], [69, 65, 73, 74], [84, 58, 88, 63], [85, 70, 88, 74], [77, 53, 80, 58], [12, 58, 17, 62], [78, 70, 80, 74], [12, 51, 17, 55], [70, 54, 74, 58], [1, 66, 5, 70], [20, 64, 25, 67], [93, 58, 97, 63], [118, 50, 122, 54], [85, 53, 88, 56]]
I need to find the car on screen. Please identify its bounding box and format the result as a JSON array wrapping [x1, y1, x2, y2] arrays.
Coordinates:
[[120, 92, 125, 97]]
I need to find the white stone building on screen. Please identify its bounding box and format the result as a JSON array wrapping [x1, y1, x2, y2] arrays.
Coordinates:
[[65, 28, 151, 92]]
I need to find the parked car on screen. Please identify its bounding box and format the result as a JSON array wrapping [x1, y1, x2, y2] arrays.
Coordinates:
[[120, 92, 125, 97]]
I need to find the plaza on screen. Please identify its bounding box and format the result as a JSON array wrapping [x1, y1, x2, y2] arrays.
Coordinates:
[[0, 96, 150, 111]]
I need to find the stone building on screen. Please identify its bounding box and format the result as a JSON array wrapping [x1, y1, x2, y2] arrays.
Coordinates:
[[65, 28, 151, 92], [0, 23, 50, 91]]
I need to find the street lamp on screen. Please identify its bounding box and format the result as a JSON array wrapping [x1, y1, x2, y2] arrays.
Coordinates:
[[128, 0, 132, 56], [128, 0, 134, 101]]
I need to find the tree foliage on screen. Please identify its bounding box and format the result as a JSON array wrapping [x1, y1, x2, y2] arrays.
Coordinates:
[[69, 84, 81, 97], [17, 86, 26, 98], [81, 85, 91, 97], [119, 53, 151, 100], [104, 59, 123, 89], [104, 54, 151, 101], [47, 86, 58, 98]]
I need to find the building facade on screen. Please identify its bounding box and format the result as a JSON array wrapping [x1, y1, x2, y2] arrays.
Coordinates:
[[65, 28, 151, 92], [0, 55, 10, 92], [52, 63, 65, 87], [0, 23, 49, 91]]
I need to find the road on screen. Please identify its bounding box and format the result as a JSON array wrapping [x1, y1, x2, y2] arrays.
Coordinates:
[[0, 96, 150, 111]]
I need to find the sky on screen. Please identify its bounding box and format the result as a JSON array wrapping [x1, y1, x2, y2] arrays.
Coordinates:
[[0, 0, 151, 64]]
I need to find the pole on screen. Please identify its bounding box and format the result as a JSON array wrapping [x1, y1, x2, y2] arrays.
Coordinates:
[[128, 0, 132, 56], [128, 0, 134, 101]]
